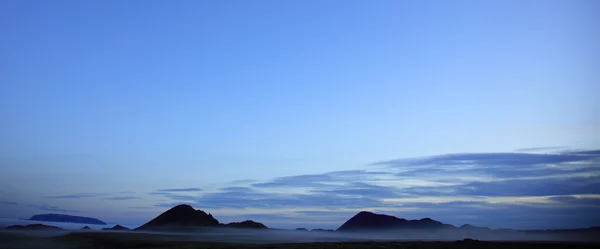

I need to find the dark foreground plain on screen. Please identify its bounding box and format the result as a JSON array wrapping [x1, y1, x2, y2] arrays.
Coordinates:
[[1, 230, 598, 249]]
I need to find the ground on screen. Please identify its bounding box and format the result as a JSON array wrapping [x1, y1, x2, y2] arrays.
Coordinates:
[[0, 230, 598, 249]]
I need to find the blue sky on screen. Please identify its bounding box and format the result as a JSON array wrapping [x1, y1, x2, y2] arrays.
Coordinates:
[[0, 0, 598, 229]]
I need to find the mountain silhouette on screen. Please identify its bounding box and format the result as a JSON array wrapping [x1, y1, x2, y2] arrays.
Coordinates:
[[224, 220, 268, 229], [28, 214, 106, 225], [81, 226, 92, 230], [135, 204, 219, 230], [5, 224, 62, 230], [101, 224, 130, 231], [337, 211, 454, 232]]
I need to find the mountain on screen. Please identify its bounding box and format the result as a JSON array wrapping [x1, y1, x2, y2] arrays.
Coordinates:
[[5, 224, 62, 230], [135, 204, 220, 230], [311, 228, 335, 232], [81, 226, 92, 230], [101, 225, 130, 231], [337, 211, 454, 232], [28, 214, 106, 225], [295, 228, 309, 231], [224, 220, 268, 229]]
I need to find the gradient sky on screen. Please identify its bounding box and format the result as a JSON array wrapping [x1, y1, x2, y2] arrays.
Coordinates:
[[0, 0, 599, 230]]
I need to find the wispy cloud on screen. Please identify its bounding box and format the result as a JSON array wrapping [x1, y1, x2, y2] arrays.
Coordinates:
[[45, 193, 106, 199], [230, 179, 257, 184], [252, 170, 392, 188], [38, 204, 79, 213], [156, 188, 202, 192], [105, 196, 141, 201], [150, 192, 198, 200], [147, 149, 600, 229], [21, 203, 80, 213], [128, 206, 157, 210], [372, 151, 596, 168], [0, 201, 18, 205], [156, 186, 385, 210], [515, 146, 566, 152], [44, 191, 135, 199]]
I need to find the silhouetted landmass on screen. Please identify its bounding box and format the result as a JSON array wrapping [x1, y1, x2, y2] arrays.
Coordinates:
[[101, 225, 130, 231], [28, 213, 106, 225], [5, 224, 62, 230], [296, 228, 309, 231], [80, 226, 92, 230], [312, 228, 335, 232], [135, 204, 219, 230], [224, 220, 268, 229], [336, 211, 454, 232]]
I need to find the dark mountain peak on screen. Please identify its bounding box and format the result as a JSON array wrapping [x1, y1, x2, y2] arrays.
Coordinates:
[[81, 226, 92, 230], [353, 211, 403, 220], [112, 225, 129, 230], [337, 211, 453, 232], [135, 204, 220, 230], [102, 224, 130, 231], [171, 204, 195, 212], [224, 220, 268, 229]]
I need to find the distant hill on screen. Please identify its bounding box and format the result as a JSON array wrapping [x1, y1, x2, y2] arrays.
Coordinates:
[[81, 226, 92, 230], [101, 225, 130, 231], [337, 211, 454, 232], [5, 224, 62, 230], [224, 220, 267, 229], [311, 228, 335, 232], [28, 214, 106, 225], [135, 204, 219, 230]]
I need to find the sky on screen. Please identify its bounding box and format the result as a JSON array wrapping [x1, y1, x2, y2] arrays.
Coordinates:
[[0, 0, 599, 230]]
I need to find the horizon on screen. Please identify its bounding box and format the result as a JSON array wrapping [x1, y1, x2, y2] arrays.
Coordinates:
[[1, 0, 598, 231]]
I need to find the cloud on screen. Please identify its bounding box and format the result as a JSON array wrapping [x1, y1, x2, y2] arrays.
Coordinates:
[[230, 179, 257, 184], [458, 176, 600, 196], [38, 204, 79, 213], [390, 200, 600, 229], [150, 192, 198, 200], [156, 186, 386, 210], [311, 182, 406, 198], [218, 186, 254, 192], [105, 196, 141, 201], [128, 206, 157, 210], [44, 191, 135, 199], [145, 149, 600, 229], [252, 170, 392, 188], [547, 196, 600, 206], [44, 193, 107, 199], [377, 150, 599, 187], [515, 146, 566, 152], [21, 203, 80, 213], [0, 201, 18, 205], [156, 188, 202, 192], [373, 151, 597, 168]]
